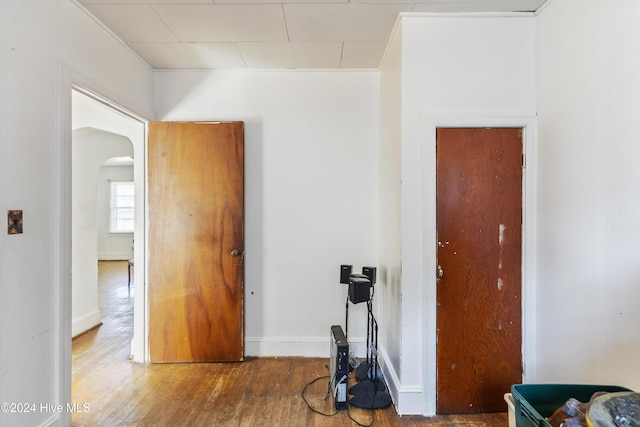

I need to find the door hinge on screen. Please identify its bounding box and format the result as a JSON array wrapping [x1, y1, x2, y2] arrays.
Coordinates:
[[521, 153, 526, 169]]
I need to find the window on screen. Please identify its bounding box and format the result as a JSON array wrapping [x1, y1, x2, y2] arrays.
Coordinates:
[[110, 181, 135, 233]]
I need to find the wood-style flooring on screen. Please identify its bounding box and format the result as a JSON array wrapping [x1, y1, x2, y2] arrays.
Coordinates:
[[72, 261, 509, 426]]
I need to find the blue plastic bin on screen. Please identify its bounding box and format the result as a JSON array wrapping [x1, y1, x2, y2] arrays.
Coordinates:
[[511, 383, 633, 427]]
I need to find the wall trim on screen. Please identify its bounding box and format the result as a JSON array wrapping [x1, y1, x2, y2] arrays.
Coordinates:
[[378, 346, 399, 410], [64, 62, 150, 362], [420, 111, 538, 415], [244, 336, 367, 358], [39, 413, 59, 427], [69, 0, 153, 73], [56, 58, 153, 426], [379, 345, 424, 415], [98, 253, 134, 261], [71, 310, 102, 338], [396, 386, 424, 415], [399, 11, 535, 19], [535, 0, 556, 16]]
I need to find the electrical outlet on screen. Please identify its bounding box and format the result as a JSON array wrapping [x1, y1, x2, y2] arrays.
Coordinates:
[[8, 210, 23, 234]]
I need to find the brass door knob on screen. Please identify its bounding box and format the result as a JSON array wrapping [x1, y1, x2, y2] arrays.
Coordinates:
[[230, 249, 242, 257]]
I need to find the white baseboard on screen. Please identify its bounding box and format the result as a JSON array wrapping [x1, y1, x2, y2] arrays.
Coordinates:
[[245, 336, 367, 358], [394, 385, 424, 415], [378, 346, 400, 405], [72, 309, 102, 338], [98, 253, 133, 260], [379, 346, 424, 415]]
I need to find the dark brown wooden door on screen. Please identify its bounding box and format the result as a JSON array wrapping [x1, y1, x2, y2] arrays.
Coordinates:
[[436, 127, 522, 414], [148, 121, 244, 363]]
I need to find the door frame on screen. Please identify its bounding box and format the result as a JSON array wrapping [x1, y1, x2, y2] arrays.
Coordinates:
[[70, 85, 148, 362], [56, 60, 154, 426], [420, 113, 537, 415]]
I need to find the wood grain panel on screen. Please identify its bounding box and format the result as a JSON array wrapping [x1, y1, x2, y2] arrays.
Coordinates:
[[436, 127, 523, 414], [148, 121, 244, 362]]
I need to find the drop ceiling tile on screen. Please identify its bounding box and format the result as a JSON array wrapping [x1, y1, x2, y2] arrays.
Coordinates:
[[129, 42, 246, 69], [341, 42, 386, 68], [410, 0, 545, 12], [83, 4, 178, 43], [217, 0, 346, 3], [350, 0, 470, 3], [482, 0, 547, 11], [409, 3, 489, 12], [284, 3, 413, 42], [81, 0, 212, 3], [152, 4, 288, 42], [238, 42, 342, 68]]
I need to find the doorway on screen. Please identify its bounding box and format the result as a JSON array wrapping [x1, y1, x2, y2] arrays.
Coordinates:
[[70, 88, 146, 358], [420, 114, 537, 416]]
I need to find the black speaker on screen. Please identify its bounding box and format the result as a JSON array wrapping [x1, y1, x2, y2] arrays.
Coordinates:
[[362, 266, 377, 285], [340, 265, 352, 284], [349, 277, 371, 304]]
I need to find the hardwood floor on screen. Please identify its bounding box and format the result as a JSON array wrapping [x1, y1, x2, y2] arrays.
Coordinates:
[[72, 261, 509, 426]]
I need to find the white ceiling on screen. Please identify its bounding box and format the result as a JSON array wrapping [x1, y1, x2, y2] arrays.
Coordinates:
[[78, 0, 549, 70]]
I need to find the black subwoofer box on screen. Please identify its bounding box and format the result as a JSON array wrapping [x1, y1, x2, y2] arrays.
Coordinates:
[[348, 277, 371, 304]]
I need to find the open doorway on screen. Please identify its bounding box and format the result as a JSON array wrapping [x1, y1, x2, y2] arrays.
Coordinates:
[[70, 88, 146, 361], [71, 127, 133, 338]]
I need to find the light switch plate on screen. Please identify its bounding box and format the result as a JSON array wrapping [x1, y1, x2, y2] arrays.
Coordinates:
[[8, 210, 23, 234]]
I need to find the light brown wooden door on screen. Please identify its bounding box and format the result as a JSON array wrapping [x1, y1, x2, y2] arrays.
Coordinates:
[[148, 121, 244, 363], [436, 127, 522, 414]]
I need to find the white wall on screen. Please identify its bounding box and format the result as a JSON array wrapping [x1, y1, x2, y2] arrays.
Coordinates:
[[97, 165, 134, 261], [536, 0, 640, 390], [378, 15, 403, 401], [154, 69, 379, 356], [379, 13, 536, 415], [0, 1, 153, 425]]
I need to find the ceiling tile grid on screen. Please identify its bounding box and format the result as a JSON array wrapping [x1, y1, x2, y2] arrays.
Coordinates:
[[79, 0, 548, 69]]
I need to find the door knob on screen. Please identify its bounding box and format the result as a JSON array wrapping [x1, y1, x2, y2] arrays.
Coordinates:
[[230, 249, 242, 257], [436, 265, 444, 282]]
